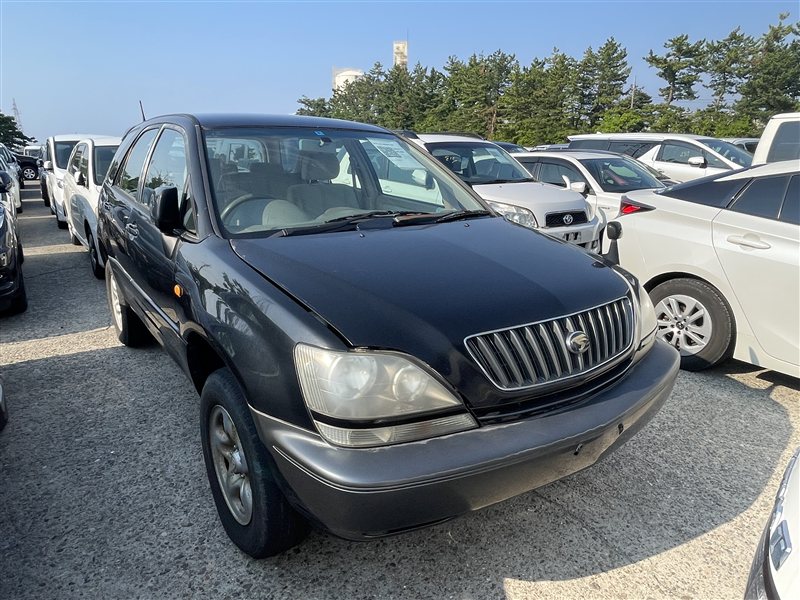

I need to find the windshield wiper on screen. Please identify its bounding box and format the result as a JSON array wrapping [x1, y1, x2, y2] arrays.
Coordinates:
[[434, 209, 492, 223], [324, 210, 428, 223], [475, 177, 535, 185], [275, 211, 431, 237]]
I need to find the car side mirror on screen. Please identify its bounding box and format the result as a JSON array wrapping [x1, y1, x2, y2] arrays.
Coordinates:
[[37, 158, 44, 167], [0, 171, 13, 193], [688, 156, 706, 168], [606, 221, 622, 241], [569, 181, 588, 195], [44, 160, 53, 171], [151, 186, 181, 234]]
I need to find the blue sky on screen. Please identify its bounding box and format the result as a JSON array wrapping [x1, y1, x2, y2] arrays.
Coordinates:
[[0, 0, 795, 142]]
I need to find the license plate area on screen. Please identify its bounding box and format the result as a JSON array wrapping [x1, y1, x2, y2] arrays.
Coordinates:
[[563, 231, 582, 242]]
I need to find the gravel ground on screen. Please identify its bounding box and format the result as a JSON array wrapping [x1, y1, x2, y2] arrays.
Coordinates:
[[1, 186, 798, 600]]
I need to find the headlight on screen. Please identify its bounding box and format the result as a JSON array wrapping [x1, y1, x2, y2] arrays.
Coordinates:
[[294, 344, 476, 447], [486, 201, 537, 228]]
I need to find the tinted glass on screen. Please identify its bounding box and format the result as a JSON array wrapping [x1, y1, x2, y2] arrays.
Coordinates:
[[660, 173, 748, 207], [767, 122, 800, 162], [427, 142, 532, 184], [779, 175, 799, 225], [569, 139, 609, 150], [69, 144, 84, 174], [93, 146, 118, 186], [54, 141, 78, 169], [204, 127, 484, 237], [118, 129, 158, 197], [659, 142, 703, 164], [728, 175, 789, 220], [608, 141, 657, 158], [698, 138, 752, 167], [581, 157, 663, 192]]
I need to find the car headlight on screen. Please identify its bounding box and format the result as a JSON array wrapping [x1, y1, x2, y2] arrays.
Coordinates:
[[486, 201, 537, 228], [294, 344, 476, 447]]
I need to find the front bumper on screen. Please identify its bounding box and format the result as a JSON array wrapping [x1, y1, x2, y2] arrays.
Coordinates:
[[251, 340, 679, 540], [541, 214, 604, 251]]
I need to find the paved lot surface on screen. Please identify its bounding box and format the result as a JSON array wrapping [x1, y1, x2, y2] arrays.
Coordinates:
[[1, 187, 798, 600]]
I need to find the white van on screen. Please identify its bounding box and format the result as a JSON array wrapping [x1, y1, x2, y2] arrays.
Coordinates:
[[752, 112, 800, 165], [42, 134, 104, 228], [568, 133, 753, 183]]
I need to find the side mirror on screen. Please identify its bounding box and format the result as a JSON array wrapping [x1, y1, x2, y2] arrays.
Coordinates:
[[76, 172, 87, 187], [569, 181, 588, 195], [37, 158, 43, 167], [43, 160, 53, 171], [688, 156, 706, 168], [606, 220, 622, 241], [0, 171, 12, 193], [151, 186, 181, 234]]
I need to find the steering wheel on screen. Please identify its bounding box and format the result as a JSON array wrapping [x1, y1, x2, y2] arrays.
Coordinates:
[[219, 193, 273, 222]]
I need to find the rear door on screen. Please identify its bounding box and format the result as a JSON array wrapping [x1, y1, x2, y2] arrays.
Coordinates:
[[712, 174, 800, 364]]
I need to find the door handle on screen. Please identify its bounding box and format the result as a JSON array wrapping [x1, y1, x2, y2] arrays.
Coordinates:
[[125, 223, 139, 238], [726, 234, 770, 250]]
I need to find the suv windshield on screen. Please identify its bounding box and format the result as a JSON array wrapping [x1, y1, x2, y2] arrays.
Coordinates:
[[93, 146, 119, 186], [203, 127, 486, 237], [580, 156, 664, 193], [425, 142, 533, 185], [699, 138, 753, 167], [54, 141, 79, 169]]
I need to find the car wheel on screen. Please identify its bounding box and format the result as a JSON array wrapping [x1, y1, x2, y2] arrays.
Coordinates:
[[200, 368, 308, 558], [0, 387, 7, 432], [105, 262, 151, 347], [650, 278, 734, 371], [87, 230, 104, 279], [22, 167, 37, 181], [6, 273, 28, 315], [56, 214, 68, 230], [17, 201, 22, 214], [42, 184, 50, 207]]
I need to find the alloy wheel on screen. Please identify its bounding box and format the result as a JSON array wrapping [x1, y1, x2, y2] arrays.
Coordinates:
[[209, 405, 253, 525], [22, 167, 37, 180], [654, 293, 713, 356], [108, 269, 124, 332]]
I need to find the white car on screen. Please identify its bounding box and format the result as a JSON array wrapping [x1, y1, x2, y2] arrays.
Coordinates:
[[723, 137, 760, 154], [0, 155, 21, 215], [514, 150, 666, 219], [409, 134, 604, 250], [745, 447, 800, 600], [62, 136, 121, 278], [42, 133, 104, 229], [753, 113, 800, 165], [568, 133, 753, 183], [609, 160, 799, 376]]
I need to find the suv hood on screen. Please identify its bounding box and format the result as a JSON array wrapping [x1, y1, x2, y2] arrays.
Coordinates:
[[231, 217, 629, 399], [473, 181, 588, 219]]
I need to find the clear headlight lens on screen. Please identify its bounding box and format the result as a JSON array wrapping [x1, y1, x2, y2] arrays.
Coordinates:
[[486, 201, 537, 228], [637, 281, 657, 351], [294, 344, 476, 447]]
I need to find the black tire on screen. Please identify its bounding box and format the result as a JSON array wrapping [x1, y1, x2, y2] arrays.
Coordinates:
[[87, 230, 104, 279], [22, 167, 37, 181], [70, 229, 81, 245], [42, 184, 50, 207], [0, 389, 8, 432], [6, 273, 28, 315], [17, 201, 22, 214], [105, 262, 151, 347], [57, 216, 68, 230], [650, 278, 734, 371], [200, 368, 308, 558]]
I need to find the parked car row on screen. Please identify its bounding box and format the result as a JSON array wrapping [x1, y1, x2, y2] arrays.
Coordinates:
[[0, 169, 26, 314]]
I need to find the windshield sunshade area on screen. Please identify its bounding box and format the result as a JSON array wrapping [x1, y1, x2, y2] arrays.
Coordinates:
[[202, 127, 487, 237], [426, 142, 533, 185], [581, 157, 664, 193], [699, 138, 753, 168]]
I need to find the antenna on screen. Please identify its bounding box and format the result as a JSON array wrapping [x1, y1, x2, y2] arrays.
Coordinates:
[[139, 100, 146, 122]]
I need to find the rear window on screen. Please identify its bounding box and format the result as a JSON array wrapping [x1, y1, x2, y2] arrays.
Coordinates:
[[54, 141, 78, 169], [568, 139, 609, 150], [767, 121, 800, 163], [659, 173, 748, 207], [727, 175, 790, 220]]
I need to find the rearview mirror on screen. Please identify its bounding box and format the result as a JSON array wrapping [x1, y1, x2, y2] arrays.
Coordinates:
[[43, 160, 53, 171], [569, 181, 588, 194], [688, 156, 706, 168], [151, 186, 181, 234]]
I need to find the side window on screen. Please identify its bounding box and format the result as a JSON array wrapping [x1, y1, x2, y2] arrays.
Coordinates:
[[778, 175, 799, 225], [728, 175, 790, 221], [569, 139, 609, 150], [69, 145, 84, 174], [659, 142, 702, 164], [117, 129, 159, 198], [609, 141, 657, 158], [703, 151, 726, 169], [539, 161, 586, 187], [517, 158, 538, 176], [142, 129, 187, 209], [79, 145, 89, 180], [767, 122, 800, 162]]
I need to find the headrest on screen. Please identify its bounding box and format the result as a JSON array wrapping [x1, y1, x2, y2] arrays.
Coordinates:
[[299, 151, 340, 181]]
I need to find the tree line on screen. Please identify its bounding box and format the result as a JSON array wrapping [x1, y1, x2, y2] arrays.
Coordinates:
[[297, 14, 800, 145]]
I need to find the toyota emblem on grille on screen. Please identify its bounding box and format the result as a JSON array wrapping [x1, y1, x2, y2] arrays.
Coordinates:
[[563, 214, 574, 225], [566, 331, 590, 354]]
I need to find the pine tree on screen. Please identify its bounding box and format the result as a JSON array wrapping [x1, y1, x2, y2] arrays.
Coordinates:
[[645, 34, 705, 105]]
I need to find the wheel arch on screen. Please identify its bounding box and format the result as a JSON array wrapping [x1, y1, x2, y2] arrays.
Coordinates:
[[185, 331, 231, 395]]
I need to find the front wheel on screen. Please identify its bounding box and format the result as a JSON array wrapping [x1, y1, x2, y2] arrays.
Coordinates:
[[650, 278, 734, 371], [200, 368, 308, 558]]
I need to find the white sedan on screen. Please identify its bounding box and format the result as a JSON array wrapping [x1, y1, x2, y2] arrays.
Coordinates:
[[609, 160, 799, 377], [62, 136, 120, 278]]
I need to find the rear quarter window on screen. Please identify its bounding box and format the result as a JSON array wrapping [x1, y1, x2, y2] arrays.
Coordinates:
[[660, 175, 749, 207], [767, 121, 800, 163], [569, 139, 609, 150]]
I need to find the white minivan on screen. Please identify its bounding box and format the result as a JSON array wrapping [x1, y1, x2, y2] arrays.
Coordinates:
[[568, 133, 753, 183]]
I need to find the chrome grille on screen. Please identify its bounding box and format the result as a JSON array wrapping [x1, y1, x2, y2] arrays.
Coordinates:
[[465, 297, 635, 391]]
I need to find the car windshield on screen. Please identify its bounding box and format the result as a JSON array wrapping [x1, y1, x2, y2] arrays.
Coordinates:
[[54, 141, 79, 169], [425, 142, 533, 185], [93, 146, 119, 186], [203, 127, 486, 237], [699, 138, 753, 167], [581, 157, 664, 193]]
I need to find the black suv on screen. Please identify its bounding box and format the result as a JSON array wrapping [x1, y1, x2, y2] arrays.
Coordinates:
[[97, 114, 679, 557]]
